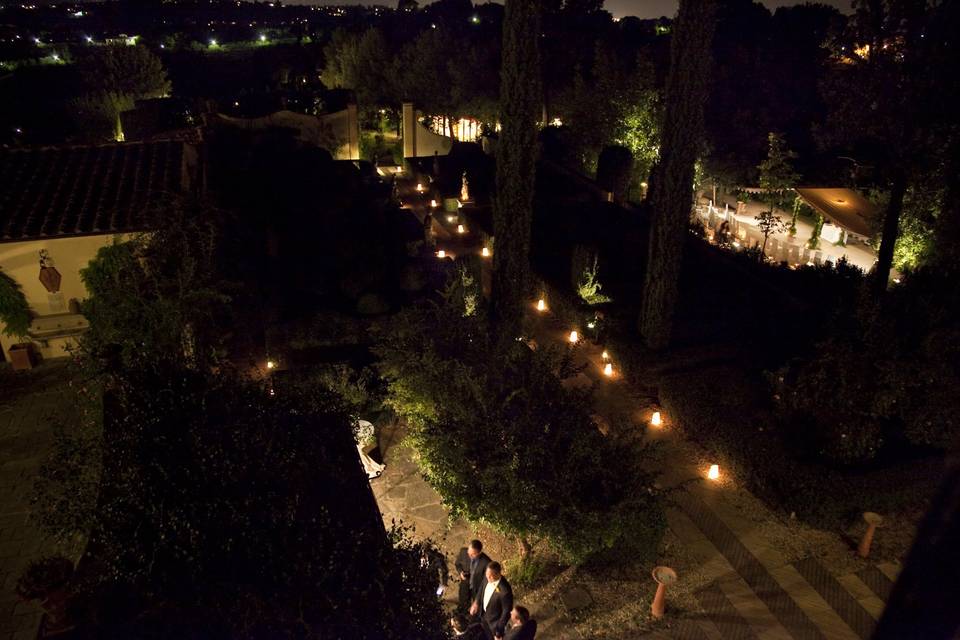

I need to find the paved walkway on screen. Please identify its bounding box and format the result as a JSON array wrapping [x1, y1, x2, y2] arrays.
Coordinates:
[[376, 173, 907, 639], [0, 362, 74, 640]]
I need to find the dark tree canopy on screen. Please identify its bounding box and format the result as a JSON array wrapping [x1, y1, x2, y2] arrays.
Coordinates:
[[639, 0, 716, 349], [492, 0, 542, 337]]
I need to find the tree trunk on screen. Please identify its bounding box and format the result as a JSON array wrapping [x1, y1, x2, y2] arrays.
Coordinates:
[[518, 538, 531, 559], [492, 0, 542, 339], [639, 0, 716, 349], [872, 170, 907, 295], [932, 133, 960, 269]]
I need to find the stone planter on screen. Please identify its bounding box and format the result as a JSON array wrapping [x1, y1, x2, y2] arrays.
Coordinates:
[[8, 343, 36, 370]]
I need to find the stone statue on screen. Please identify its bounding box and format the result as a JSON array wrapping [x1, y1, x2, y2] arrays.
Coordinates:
[[460, 171, 470, 202]]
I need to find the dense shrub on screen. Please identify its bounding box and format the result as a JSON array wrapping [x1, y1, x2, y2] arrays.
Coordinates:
[[783, 268, 960, 463], [374, 294, 665, 563], [660, 363, 940, 528]]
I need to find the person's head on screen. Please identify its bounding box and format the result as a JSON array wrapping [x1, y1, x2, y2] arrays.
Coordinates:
[[467, 539, 482, 559], [511, 606, 529, 625], [450, 614, 468, 633], [486, 561, 502, 582]]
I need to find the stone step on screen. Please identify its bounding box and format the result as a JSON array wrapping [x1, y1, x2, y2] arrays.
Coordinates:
[[676, 489, 828, 640], [793, 557, 876, 640], [696, 582, 759, 639], [855, 565, 893, 602]]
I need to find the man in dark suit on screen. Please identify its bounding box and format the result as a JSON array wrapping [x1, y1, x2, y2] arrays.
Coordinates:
[[504, 606, 537, 640], [454, 545, 472, 612], [469, 562, 513, 640], [465, 539, 490, 606]]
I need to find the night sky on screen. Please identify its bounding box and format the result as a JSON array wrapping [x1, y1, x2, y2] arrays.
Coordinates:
[[283, 0, 854, 20]]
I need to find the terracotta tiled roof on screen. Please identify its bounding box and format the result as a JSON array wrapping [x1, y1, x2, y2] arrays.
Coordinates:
[[0, 140, 189, 242]]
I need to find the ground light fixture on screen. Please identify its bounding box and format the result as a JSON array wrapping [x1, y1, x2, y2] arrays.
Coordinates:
[[481, 247, 490, 257], [651, 411, 662, 427], [708, 464, 720, 481], [437, 250, 446, 258], [416, 183, 424, 192], [430, 199, 437, 208], [603, 363, 613, 377], [457, 224, 465, 234], [568, 330, 579, 344], [536, 298, 547, 312], [602, 350, 610, 360], [266, 360, 276, 370]]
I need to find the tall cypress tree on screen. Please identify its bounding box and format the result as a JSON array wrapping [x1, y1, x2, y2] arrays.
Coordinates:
[[639, 0, 715, 349], [492, 0, 541, 338]]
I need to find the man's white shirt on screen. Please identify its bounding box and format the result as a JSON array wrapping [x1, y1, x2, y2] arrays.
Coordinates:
[[483, 578, 501, 610]]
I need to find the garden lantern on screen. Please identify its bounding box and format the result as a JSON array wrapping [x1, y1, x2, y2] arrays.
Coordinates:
[[481, 247, 490, 257], [568, 330, 579, 344], [603, 363, 613, 377], [651, 411, 662, 427], [457, 224, 465, 234], [536, 299, 546, 312], [708, 464, 720, 481], [437, 250, 446, 258]]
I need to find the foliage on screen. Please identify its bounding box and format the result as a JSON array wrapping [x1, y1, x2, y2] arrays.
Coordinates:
[[783, 267, 960, 464], [576, 256, 612, 306], [78, 200, 231, 373], [757, 132, 799, 213], [16, 556, 74, 600], [71, 45, 170, 142], [59, 366, 447, 639], [76, 45, 170, 99], [322, 28, 393, 108], [640, 0, 716, 349], [373, 296, 665, 563], [492, 0, 542, 336], [807, 214, 824, 250], [754, 209, 787, 257], [0, 269, 32, 338], [660, 362, 939, 528]]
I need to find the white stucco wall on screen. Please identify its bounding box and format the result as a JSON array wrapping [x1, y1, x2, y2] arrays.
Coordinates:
[[1, 234, 126, 361]]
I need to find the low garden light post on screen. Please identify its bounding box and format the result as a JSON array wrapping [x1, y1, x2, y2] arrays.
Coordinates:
[[858, 512, 883, 558], [651, 566, 677, 619]]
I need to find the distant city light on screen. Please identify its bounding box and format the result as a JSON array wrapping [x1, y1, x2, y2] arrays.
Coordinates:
[[85, 35, 93, 43], [33, 37, 41, 44], [209, 38, 218, 46], [470, 15, 480, 24], [259, 34, 267, 42], [51, 53, 60, 61]]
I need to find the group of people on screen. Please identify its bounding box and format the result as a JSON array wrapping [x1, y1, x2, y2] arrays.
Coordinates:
[[448, 540, 537, 640]]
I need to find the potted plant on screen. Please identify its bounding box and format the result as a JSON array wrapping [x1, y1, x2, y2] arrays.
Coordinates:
[[15, 555, 75, 634], [0, 270, 35, 369]]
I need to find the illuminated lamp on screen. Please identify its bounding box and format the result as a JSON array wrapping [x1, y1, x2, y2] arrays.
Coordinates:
[[708, 464, 720, 481], [568, 330, 579, 344], [437, 250, 446, 258], [457, 224, 465, 234], [603, 363, 613, 377], [481, 247, 490, 257], [536, 299, 546, 312], [602, 350, 610, 360]]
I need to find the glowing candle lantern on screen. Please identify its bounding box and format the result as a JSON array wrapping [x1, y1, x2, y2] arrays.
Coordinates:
[[416, 183, 424, 192], [266, 360, 276, 370], [708, 464, 720, 481], [457, 224, 465, 234], [482, 247, 490, 257], [430, 199, 438, 208], [536, 299, 546, 312], [651, 411, 662, 427], [603, 363, 613, 377], [568, 330, 579, 344], [437, 250, 446, 258], [602, 350, 610, 360]]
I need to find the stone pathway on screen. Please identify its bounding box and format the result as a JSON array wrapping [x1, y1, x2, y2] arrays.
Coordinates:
[[386, 172, 909, 639], [0, 362, 73, 640]]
